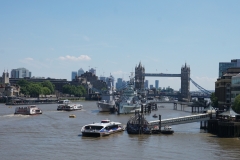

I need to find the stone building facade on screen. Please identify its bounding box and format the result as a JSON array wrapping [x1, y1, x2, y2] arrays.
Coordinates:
[[73, 71, 107, 91], [135, 62, 145, 90], [0, 71, 9, 84], [181, 63, 190, 101]]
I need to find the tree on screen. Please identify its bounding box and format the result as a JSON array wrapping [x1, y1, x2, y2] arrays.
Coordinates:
[[28, 83, 42, 97], [42, 87, 51, 96], [17, 79, 30, 87], [210, 92, 218, 107], [42, 80, 55, 94], [232, 94, 240, 113], [19, 86, 29, 96], [62, 84, 86, 97]]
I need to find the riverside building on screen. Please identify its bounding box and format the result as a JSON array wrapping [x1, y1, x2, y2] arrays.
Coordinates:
[[219, 59, 240, 77], [215, 67, 240, 109], [231, 73, 240, 102]]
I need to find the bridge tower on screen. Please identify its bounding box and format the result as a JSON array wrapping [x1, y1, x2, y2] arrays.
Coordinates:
[[135, 62, 145, 89], [181, 63, 190, 101]]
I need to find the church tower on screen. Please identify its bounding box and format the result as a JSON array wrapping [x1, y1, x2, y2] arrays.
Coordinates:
[[2, 70, 10, 84], [135, 62, 145, 90], [181, 63, 190, 101]]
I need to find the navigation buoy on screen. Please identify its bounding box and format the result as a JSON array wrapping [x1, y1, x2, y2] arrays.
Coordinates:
[[69, 114, 76, 118]]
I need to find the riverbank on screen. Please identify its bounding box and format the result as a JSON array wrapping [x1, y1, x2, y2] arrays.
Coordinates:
[[3, 96, 86, 105]]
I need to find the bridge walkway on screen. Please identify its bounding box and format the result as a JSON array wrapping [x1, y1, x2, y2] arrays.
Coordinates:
[[148, 113, 210, 127]]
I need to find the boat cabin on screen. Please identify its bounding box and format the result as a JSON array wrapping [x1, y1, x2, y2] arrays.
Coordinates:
[[101, 120, 110, 123]]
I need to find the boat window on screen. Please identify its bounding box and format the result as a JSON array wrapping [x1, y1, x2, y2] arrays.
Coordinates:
[[107, 125, 118, 130], [101, 120, 110, 123], [85, 126, 103, 130]]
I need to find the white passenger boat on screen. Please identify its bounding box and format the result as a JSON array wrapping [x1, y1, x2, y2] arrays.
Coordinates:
[[57, 99, 83, 111], [57, 103, 83, 111], [162, 96, 170, 102], [161, 126, 174, 134], [58, 99, 71, 104], [14, 105, 42, 115], [81, 119, 125, 137]]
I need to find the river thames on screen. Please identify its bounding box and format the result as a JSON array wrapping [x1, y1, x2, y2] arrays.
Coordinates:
[[0, 101, 240, 160]]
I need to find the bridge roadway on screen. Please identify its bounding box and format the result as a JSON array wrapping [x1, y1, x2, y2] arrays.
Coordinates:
[[147, 100, 193, 106], [144, 73, 181, 77], [148, 113, 210, 127]]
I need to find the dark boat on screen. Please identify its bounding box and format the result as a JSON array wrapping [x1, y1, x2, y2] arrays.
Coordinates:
[[152, 114, 157, 118]]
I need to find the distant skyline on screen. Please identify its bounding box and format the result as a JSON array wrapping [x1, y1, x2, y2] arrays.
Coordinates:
[[1, 1, 240, 90]]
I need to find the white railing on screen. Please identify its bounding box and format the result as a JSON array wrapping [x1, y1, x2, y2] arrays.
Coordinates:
[[149, 113, 210, 126]]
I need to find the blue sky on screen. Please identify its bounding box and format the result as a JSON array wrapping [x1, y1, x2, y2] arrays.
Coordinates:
[[1, 0, 240, 91]]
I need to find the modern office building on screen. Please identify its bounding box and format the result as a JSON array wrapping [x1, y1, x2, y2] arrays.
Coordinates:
[[89, 68, 96, 75], [78, 68, 84, 77], [231, 73, 240, 103], [155, 80, 159, 89], [99, 76, 106, 82], [219, 59, 240, 77], [11, 68, 31, 78], [116, 78, 123, 90], [106, 75, 114, 88], [122, 80, 127, 88], [150, 85, 153, 89], [71, 71, 77, 81], [144, 80, 149, 89]]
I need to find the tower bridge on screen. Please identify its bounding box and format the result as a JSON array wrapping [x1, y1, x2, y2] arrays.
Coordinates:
[[135, 62, 211, 101], [144, 73, 181, 77]]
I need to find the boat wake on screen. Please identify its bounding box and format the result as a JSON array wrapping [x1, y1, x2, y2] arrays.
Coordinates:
[[0, 114, 30, 118]]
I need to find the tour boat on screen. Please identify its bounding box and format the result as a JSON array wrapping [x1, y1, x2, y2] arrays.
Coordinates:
[[161, 126, 174, 134], [14, 105, 42, 115], [81, 119, 125, 137], [57, 99, 83, 111]]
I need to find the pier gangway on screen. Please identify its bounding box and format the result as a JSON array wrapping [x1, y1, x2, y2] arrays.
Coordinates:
[[149, 113, 210, 127]]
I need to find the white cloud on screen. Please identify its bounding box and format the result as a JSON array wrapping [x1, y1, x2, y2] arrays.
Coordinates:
[[59, 55, 91, 61], [24, 57, 34, 61]]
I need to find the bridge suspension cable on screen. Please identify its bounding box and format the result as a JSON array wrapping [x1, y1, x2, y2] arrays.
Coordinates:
[[189, 78, 212, 95]]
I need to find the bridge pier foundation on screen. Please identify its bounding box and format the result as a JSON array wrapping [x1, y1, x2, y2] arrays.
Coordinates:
[[173, 103, 177, 110], [200, 121, 208, 129], [180, 104, 185, 111]]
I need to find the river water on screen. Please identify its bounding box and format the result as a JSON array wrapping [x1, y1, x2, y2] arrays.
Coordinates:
[[0, 101, 240, 160]]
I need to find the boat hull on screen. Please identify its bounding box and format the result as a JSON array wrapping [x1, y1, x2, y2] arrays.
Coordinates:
[[97, 102, 115, 112], [82, 132, 110, 137], [161, 130, 174, 134], [119, 105, 141, 114]]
